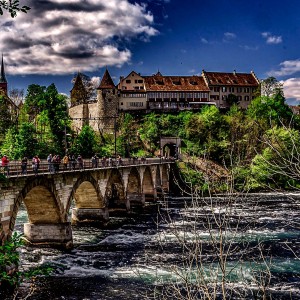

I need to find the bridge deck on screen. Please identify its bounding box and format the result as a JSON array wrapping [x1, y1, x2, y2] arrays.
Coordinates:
[[0, 158, 174, 178]]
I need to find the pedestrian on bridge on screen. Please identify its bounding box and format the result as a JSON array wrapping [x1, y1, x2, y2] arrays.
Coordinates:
[[21, 157, 28, 175], [47, 154, 53, 173], [63, 155, 69, 170], [1, 155, 9, 176], [32, 155, 40, 175], [77, 155, 83, 169]]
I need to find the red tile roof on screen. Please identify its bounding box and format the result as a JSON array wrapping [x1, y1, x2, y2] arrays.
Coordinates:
[[98, 69, 115, 89], [203, 71, 259, 86], [144, 74, 209, 91]]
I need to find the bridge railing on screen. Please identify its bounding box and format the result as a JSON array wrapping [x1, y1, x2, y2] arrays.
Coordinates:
[[0, 157, 174, 178]]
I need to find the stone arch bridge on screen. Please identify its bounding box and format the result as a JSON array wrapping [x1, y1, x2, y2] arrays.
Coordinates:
[[0, 159, 173, 248]]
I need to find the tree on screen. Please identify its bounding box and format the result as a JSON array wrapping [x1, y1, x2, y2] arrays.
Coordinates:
[[24, 84, 47, 120], [9, 88, 24, 107], [226, 93, 239, 106], [246, 93, 293, 126], [45, 84, 70, 153], [0, 96, 13, 139], [260, 76, 284, 98], [0, 0, 30, 18], [71, 125, 97, 158]]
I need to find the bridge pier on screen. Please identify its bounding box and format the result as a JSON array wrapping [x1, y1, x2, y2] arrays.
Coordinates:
[[71, 208, 109, 224], [23, 222, 73, 249], [127, 193, 145, 207]]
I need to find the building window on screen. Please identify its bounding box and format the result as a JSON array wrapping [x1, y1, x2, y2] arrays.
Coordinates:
[[194, 92, 201, 98], [171, 92, 177, 99], [214, 87, 220, 92], [186, 93, 193, 99], [229, 87, 235, 93], [237, 87, 242, 93], [244, 87, 250, 93], [163, 92, 170, 98], [126, 80, 131, 83], [129, 102, 144, 107], [179, 92, 185, 99], [156, 92, 162, 98], [138, 80, 143, 83], [222, 87, 227, 92], [120, 102, 123, 105], [245, 95, 249, 101]]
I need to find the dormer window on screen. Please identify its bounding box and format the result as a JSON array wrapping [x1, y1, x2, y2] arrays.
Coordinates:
[[172, 81, 181, 85]]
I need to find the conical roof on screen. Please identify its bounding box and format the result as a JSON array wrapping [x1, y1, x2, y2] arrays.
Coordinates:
[[97, 69, 115, 89]]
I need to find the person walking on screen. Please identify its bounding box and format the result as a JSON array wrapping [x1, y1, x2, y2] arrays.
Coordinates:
[[21, 157, 28, 175], [63, 154, 69, 170], [47, 154, 53, 173], [77, 155, 83, 170], [32, 155, 40, 175], [1, 155, 9, 176]]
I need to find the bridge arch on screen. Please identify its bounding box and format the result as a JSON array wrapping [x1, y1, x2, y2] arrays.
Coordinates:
[[105, 169, 126, 209], [66, 173, 104, 215], [10, 177, 63, 234], [126, 167, 142, 205], [142, 166, 155, 201]]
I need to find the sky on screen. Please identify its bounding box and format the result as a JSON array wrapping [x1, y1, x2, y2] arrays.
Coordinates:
[[1, 0, 300, 104]]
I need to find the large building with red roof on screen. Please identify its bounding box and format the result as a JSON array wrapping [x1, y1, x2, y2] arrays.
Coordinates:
[[69, 68, 260, 131]]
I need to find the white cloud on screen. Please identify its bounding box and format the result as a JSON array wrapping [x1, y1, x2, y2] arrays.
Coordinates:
[[268, 59, 300, 77], [0, 0, 158, 75], [224, 32, 236, 40], [261, 32, 282, 44], [239, 45, 259, 51], [282, 78, 300, 101], [200, 38, 209, 44]]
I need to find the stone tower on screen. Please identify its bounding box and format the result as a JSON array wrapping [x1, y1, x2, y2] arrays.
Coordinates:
[[0, 55, 8, 96], [97, 69, 119, 132], [69, 73, 89, 130]]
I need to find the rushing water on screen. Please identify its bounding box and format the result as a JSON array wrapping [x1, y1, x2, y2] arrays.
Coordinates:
[[10, 193, 300, 299]]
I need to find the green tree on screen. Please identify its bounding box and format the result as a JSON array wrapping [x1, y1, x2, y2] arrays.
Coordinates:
[[71, 125, 97, 158], [24, 84, 47, 120], [0, 96, 13, 139], [251, 126, 300, 189], [45, 84, 69, 153], [15, 122, 38, 158], [247, 93, 293, 126]]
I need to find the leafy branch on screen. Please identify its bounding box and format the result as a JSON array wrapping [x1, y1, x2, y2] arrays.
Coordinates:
[[0, 0, 30, 18]]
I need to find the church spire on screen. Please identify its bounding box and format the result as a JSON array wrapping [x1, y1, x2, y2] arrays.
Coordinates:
[[0, 54, 7, 83]]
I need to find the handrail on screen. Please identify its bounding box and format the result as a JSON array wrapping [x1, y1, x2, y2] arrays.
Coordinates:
[[0, 157, 175, 179]]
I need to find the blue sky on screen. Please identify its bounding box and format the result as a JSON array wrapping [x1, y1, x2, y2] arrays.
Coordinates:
[[1, 0, 300, 104]]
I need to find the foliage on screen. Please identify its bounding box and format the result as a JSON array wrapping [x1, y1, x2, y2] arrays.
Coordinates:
[[0, 232, 52, 296], [0, 96, 13, 139], [247, 93, 293, 126], [251, 126, 300, 189], [0, 0, 30, 18], [70, 125, 97, 158], [23, 83, 70, 155]]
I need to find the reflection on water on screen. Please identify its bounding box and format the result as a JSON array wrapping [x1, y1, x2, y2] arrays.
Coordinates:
[[13, 194, 300, 299]]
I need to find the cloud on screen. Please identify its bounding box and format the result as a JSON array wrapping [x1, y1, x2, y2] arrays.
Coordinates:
[[282, 78, 300, 101], [0, 0, 158, 75], [224, 32, 236, 40], [239, 45, 259, 51], [200, 37, 209, 44], [268, 59, 300, 77], [261, 32, 282, 44]]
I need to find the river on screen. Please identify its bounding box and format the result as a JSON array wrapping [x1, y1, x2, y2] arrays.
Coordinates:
[[9, 193, 300, 299]]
